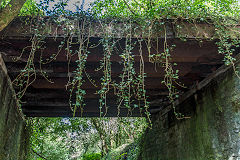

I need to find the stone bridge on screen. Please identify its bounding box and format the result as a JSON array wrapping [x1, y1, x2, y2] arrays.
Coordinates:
[[0, 18, 240, 159]]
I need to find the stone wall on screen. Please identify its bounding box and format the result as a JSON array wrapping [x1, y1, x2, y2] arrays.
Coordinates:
[[139, 64, 240, 160], [0, 55, 28, 160]]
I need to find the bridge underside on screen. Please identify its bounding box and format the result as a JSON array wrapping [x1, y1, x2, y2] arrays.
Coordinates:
[[0, 18, 233, 117]]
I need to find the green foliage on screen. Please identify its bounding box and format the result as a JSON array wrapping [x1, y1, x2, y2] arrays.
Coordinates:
[[20, 0, 41, 16], [102, 140, 141, 160], [90, 0, 240, 20], [82, 153, 101, 160], [26, 117, 147, 159], [0, 0, 40, 15], [0, 0, 10, 9]]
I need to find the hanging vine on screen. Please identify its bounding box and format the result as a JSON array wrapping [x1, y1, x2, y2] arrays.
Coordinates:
[[69, 17, 91, 117], [8, 0, 240, 121], [97, 22, 115, 117]]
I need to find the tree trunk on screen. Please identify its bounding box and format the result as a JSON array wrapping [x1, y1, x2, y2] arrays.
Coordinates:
[[0, 0, 26, 32], [91, 118, 109, 155]]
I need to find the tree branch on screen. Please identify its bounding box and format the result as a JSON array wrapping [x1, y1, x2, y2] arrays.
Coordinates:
[[122, 0, 138, 17], [0, 0, 26, 32], [32, 149, 49, 160]]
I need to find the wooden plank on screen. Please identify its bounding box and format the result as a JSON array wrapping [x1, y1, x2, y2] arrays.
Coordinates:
[[5, 61, 221, 80], [0, 38, 221, 64], [22, 76, 194, 90], [0, 17, 221, 39], [22, 105, 143, 117], [23, 88, 169, 99]]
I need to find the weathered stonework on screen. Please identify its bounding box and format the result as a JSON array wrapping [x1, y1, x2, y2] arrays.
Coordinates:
[[0, 55, 28, 160], [139, 62, 240, 160]]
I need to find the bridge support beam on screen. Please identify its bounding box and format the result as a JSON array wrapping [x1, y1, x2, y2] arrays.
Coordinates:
[[140, 58, 240, 160], [0, 55, 28, 160]]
